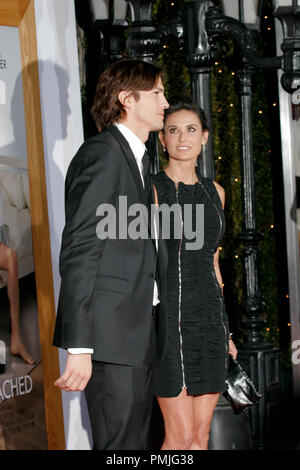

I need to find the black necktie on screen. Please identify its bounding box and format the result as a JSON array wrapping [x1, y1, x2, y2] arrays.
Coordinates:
[[142, 150, 152, 235], [142, 150, 151, 199]]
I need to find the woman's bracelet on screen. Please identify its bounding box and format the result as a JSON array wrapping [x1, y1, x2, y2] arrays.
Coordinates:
[[229, 332, 233, 339]]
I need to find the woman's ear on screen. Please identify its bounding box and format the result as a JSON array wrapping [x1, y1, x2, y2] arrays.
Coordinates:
[[158, 130, 166, 149], [202, 130, 209, 146]]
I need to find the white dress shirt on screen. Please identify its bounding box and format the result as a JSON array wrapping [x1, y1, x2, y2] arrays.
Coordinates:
[[69, 122, 159, 355]]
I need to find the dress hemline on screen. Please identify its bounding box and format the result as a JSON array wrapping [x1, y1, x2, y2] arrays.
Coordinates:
[[155, 384, 227, 398]]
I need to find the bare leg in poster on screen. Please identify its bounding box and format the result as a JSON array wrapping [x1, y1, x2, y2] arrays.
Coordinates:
[[0, 242, 34, 365]]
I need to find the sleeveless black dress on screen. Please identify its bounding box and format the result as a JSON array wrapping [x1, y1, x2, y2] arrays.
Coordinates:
[[153, 171, 229, 397]]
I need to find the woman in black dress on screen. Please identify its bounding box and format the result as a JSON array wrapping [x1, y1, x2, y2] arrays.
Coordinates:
[[153, 99, 237, 450]]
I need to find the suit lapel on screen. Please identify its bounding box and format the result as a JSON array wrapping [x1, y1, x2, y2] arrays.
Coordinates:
[[107, 125, 145, 202], [107, 125, 157, 250]]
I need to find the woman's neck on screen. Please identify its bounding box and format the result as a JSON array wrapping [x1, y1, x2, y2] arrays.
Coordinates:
[[164, 161, 198, 185]]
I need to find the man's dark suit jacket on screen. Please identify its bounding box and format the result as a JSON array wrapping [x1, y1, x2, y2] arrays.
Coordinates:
[[53, 125, 168, 366]]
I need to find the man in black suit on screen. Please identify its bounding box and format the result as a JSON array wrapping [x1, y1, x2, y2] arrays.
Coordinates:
[[53, 59, 169, 450]]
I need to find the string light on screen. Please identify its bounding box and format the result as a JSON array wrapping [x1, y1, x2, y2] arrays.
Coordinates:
[[259, 110, 263, 114], [218, 69, 223, 73], [235, 254, 239, 259], [267, 27, 271, 31], [266, 327, 270, 331], [163, 44, 168, 49], [270, 224, 274, 229], [218, 156, 222, 160], [215, 61, 219, 65], [231, 72, 235, 76], [288, 323, 291, 327], [273, 103, 277, 107], [219, 246, 223, 251], [234, 178, 239, 182], [230, 103, 234, 107]]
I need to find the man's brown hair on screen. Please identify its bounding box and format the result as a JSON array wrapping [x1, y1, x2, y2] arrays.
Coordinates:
[[91, 59, 162, 132]]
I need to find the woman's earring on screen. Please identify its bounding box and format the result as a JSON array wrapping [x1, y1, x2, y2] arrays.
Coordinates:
[[163, 147, 166, 152]]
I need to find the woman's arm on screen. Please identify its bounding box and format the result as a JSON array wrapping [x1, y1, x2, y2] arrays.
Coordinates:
[[213, 181, 225, 291], [213, 181, 238, 359]]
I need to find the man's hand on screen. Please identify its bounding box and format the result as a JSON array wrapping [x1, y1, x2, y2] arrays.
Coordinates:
[[54, 353, 92, 392]]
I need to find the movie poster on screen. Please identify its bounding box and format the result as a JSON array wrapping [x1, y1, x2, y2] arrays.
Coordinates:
[[0, 25, 48, 450]]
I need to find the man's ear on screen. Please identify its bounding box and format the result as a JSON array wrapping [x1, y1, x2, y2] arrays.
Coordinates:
[[118, 91, 136, 109]]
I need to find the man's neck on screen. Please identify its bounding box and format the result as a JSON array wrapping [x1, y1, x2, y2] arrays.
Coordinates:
[[118, 118, 149, 144]]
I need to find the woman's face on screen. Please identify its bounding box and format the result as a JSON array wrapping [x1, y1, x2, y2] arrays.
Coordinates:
[[159, 109, 208, 163]]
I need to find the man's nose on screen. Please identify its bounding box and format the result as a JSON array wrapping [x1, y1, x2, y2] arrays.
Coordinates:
[[162, 96, 169, 108]]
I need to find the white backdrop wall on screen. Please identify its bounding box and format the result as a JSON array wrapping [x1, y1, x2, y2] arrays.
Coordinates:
[[0, 26, 27, 160], [34, 0, 92, 449], [276, 19, 300, 398]]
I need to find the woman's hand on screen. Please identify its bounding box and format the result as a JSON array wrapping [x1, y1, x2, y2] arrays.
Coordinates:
[[229, 339, 238, 360]]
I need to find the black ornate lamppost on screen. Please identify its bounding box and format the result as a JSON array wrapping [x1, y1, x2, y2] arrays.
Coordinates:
[[183, 0, 300, 449], [88, 0, 129, 72], [272, 0, 300, 98], [126, 0, 162, 173], [126, 0, 160, 63], [75, 0, 129, 137], [183, 0, 216, 179], [205, 2, 278, 349]]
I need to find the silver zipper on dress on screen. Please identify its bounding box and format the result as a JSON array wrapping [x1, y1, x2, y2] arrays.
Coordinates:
[[198, 179, 228, 366], [211, 268, 228, 368], [176, 186, 186, 390]]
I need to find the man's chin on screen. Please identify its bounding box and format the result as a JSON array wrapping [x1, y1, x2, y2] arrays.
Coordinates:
[[152, 120, 164, 131]]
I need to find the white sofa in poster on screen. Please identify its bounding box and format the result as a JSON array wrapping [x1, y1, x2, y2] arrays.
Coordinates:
[[0, 156, 34, 288]]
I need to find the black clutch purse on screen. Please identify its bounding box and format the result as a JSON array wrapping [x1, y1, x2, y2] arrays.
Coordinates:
[[223, 355, 261, 414]]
